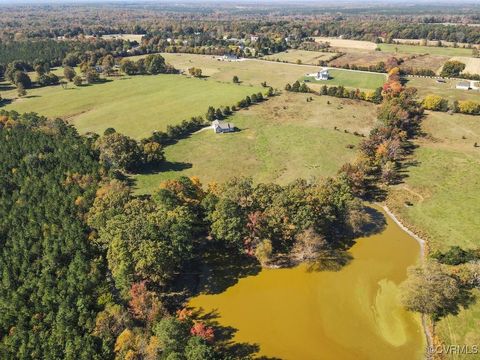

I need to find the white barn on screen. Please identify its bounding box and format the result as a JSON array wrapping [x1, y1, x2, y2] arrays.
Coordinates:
[[456, 81, 471, 90], [212, 120, 235, 133], [307, 68, 329, 81]]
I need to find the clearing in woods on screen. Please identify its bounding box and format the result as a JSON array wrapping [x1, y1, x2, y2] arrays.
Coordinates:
[[133, 92, 377, 194]]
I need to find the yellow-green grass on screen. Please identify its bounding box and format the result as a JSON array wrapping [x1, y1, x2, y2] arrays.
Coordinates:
[[405, 77, 480, 102], [304, 68, 386, 91], [437, 289, 480, 360], [130, 53, 326, 89], [388, 110, 480, 252], [133, 92, 377, 194], [386, 111, 480, 359], [262, 49, 338, 65], [3, 74, 262, 139], [378, 44, 474, 57], [127, 53, 386, 91]]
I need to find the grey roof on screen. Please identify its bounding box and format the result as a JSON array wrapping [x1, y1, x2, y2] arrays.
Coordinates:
[[457, 81, 471, 87], [213, 120, 234, 130]]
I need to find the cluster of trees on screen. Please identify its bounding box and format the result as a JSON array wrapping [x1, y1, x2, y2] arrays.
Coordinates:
[[119, 54, 177, 76], [285, 80, 384, 105], [440, 60, 466, 78], [94, 128, 165, 172], [2, 59, 60, 96], [438, 60, 480, 80], [187, 67, 202, 77], [285, 81, 310, 93], [400, 246, 480, 320], [319, 85, 384, 104], [423, 94, 480, 115]]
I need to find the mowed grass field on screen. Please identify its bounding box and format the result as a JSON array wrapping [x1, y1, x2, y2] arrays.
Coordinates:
[[378, 43, 475, 57], [159, 53, 326, 88], [305, 68, 386, 91], [3, 74, 263, 139], [314, 37, 377, 51], [262, 49, 338, 65], [388, 111, 480, 252], [133, 92, 377, 194], [386, 111, 480, 359], [404, 77, 480, 102], [142, 53, 386, 91]]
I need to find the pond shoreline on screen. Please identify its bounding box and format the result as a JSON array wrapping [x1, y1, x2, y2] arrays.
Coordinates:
[[380, 204, 433, 360]]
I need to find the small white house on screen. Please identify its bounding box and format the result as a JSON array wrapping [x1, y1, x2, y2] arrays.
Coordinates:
[[212, 120, 235, 133], [307, 68, 329, 81], [456, 81, 471, 90], [222, 54, 238, 61]]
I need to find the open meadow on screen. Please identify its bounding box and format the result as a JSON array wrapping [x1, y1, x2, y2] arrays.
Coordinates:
[[400, 55, 450, 74], [133, 92, 377, 193], [262, 49, 338, 65], [329, 51, 409, 68], [314, 37, 377, 51], [3, 74, 262, 139], [404, 77, 480, 102], [388, 110, 480, 252], [305, 68, 386, 90], [387, 110, 480, 358], [377, 43, 475, 57], [129, 53, 324, 88]]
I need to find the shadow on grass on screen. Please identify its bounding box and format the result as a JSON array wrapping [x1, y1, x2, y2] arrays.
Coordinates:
[[0, 84, 15, 91], [135, 160, 192, 175]]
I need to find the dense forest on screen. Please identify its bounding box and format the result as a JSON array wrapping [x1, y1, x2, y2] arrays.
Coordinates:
[[0, 110, 369, 359]]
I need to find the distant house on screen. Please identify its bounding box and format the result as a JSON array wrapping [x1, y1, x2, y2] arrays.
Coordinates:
[[212, 120, 235, 133], [222, 54, 238, 61], [456, 81, 471, 90], [307, 68, 329, 81]]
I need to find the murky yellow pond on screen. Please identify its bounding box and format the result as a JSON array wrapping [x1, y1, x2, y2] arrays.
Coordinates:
[[190, 209, 426, 359]]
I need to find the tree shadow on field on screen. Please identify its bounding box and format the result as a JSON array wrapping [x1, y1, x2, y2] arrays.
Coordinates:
[[135, 161, 192, 175], [0, 83, 15, 91], [190, 308, 282, 360]]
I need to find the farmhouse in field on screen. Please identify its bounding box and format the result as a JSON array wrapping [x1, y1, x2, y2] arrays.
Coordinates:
[[222, 54, 238, 61], [307, 68, 329, 81], [456, 81, 471, 90], [212, 120, 235, 133]]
